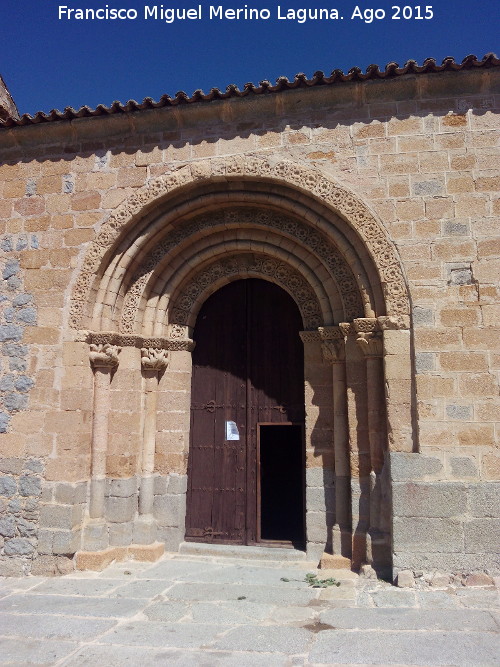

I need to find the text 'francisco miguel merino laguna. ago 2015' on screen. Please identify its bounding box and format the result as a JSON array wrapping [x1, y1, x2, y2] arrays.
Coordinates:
[[57, 5, 435, 24]]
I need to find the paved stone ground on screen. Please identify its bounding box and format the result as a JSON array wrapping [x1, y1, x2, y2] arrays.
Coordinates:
[[0, 553, 499, 666]]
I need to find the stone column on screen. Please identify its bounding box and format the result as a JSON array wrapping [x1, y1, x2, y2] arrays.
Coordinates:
[[139, 347, 169, 517], [339, 322, 368, 569], [319, 326, 351, 563], [354, 318, 386, 569], [299, 330, 333, 564], [89, 343, 120, 519], [354, 319, 385, 474]]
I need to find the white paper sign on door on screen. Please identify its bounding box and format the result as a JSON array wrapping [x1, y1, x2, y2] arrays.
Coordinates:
[[225, 421, 240, 440]]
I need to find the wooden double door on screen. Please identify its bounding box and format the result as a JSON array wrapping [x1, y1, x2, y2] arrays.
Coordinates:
[[185, 279, 305, 546]]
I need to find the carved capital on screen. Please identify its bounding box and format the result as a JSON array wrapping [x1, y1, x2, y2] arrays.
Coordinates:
[[339, 322, 355, 337], [141, 347, 169, 371], [89, 343, 121, 368], [353, 318, 383, 357], [355, 331, 383, 357], [318, 326, 345, 363], [321, 339, 346, 364]]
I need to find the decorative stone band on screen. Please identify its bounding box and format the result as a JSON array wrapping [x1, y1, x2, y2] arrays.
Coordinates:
[[299, 330, 322, 344], [353, 317, 379, 333], [377, 315, 410, 331], [79, 331, 196, 353], [89, 343, 121, 369], [141, 347, 169, 371], [168, 252, 324, 333]]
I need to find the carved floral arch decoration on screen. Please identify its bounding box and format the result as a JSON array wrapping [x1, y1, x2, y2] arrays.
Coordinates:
[[69, 156, 410, 335], [120, 211, 359, 337], [165, 252, 325, 338]]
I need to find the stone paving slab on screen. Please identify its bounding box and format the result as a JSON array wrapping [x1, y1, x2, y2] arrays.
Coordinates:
[[107, 578, 173, 599], [94, 562, 147, 578], [213, 624, 313, 653], [59, 646, 288, 666], [368, 589, 418, 608], [0, 576, 46, 592], [165, 581, 317, 605], [0, 612, 117, 640], [28, 578, 123, 597], [0, 593, 145, 618], [0, 638, 79, 665], [98, 620, 228, 649], [414, 590, 461, 608], [308, 630, 500, 666], [58, 645, 167, 667], [134, 559, 227, 580], [172, 563, 315, 586], [454, 588, 500, 608], [189, 600, 274, 624], [0, 553, 498, 666], [318, 607, 499, 632], [143, 600, 191, 622]]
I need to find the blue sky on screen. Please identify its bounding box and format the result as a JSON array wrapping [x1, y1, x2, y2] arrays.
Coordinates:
[[2, 0, 498, 115]]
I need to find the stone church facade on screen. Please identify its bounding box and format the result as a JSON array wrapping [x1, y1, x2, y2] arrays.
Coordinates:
[[0, 55, 498, 579]]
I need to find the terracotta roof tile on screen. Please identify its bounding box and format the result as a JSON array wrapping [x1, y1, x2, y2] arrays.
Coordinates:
[[1, 53, 498, 129]]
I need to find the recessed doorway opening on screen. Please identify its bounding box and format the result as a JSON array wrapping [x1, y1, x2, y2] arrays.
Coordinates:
[[258, 424, 305, 548], [185, 279, 305, 548]]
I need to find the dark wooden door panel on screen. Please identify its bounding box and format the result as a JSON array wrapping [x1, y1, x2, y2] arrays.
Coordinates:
[[186, 279, 305, 545]]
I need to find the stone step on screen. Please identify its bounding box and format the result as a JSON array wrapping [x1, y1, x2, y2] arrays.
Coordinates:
[[178, 541, 312, 563]]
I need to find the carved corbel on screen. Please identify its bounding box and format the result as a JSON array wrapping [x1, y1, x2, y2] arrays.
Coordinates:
[[89, 343, 121, 368], [141, 347, 169, 372]]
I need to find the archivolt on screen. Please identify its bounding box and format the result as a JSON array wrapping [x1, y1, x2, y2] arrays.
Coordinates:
[[69, 156, 410, 335], [119, 209, 359, 336], [166, 252, 324, 337]]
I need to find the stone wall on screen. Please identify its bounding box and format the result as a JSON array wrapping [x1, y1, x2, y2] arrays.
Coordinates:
[[0, 236, 38, 434], [0, 65, 498, 576], [0, 457, 43, 575], [391, 453, 500, 575]]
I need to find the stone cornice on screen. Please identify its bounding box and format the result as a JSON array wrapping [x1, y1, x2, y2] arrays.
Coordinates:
[[1, 55, 498, 153]]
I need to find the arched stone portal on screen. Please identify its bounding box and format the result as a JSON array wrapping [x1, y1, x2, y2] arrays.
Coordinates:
[[71, 157, 413, 577]]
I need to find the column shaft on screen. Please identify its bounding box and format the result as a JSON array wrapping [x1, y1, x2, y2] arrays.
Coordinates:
[[139, 347, 169, 517], [366, 355, 385, 474], [139, 371, 159, 515], [89, 342, 120, 520], [89, 367, 111, 518], [331, 361, 350, 534]]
